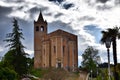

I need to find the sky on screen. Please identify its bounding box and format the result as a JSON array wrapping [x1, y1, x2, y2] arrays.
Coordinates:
[[0, 0, 120, 66]]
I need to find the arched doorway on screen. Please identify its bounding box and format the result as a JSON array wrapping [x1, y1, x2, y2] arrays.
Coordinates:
[[58, 62, 61, 68]]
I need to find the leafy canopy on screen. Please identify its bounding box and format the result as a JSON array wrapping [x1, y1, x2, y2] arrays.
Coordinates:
[[81, 46, 99, 72]]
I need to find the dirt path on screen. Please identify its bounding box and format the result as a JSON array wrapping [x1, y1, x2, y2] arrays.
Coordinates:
[[79, 71, 89, 80]]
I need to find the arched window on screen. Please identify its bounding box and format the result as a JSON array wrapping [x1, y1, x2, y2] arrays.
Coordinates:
[[54, 46, 56, 53], [63, 46, 65, 56], [36, 26, 39, 31], [44, 49, 45, 55], [41, 26, 44, 31]]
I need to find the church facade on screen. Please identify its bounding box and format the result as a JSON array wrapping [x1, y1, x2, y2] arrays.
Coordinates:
[[34, 12, 78, 71]]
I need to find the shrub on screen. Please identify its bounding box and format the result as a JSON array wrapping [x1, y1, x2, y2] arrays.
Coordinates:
[[0, 67, 18, 80]]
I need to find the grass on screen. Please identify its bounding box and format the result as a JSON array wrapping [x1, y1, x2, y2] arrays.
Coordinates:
[[30, 68, 80, 80]]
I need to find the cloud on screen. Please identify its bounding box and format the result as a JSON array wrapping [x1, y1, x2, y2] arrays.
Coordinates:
[[79, 16, 95, 21], [0, 46, 4, 52], [78, 56, 82, 66], [97, 0, 109, 3], [0, 0, 120, 65], [115, 0, 120, 5], [62, 3, 74, 9], [48, 20, 79, 34], [0, 46, 8, 57], [0, 7, 12, 46], [54, 13, 63, 18], [96, 4, 112, 10], [48, 0, 64, 4], [25, 49, 34, 55], [0, 6, 12, 16]]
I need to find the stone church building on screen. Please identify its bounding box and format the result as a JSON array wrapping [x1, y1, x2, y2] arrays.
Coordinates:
[[34, 12, 78, 71]]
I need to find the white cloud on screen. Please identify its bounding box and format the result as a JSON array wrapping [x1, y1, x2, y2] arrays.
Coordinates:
[[78, 55, 82, 66], [25, 49, 34, 55], [0, 46, 4, 52], [37, 0, 120, 64], [0, 0, 120, 65], [0, 0, 19, 7], [8, 11, 30, 20]]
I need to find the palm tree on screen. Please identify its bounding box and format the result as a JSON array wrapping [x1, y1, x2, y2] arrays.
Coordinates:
[[101, 26, 120, 80]]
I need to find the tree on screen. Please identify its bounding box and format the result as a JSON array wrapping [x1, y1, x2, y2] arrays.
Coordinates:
[[27, 57, 34, 73], [4, 18, 28, 77], [81, 46, 99, 77], [4, 50, 28, 76], [0, 67, 17, 80], [116, 63, 120, 77], [101, 27, 120, 80]]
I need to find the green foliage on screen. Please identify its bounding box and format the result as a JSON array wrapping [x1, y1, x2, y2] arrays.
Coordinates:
[[27, 57, 34, 73], [2, 50, 16, 69], [116, 63, 120, 78], [4, 18, 25, 50], [101, 27, 120, 44], [3, 18, 28, 76], [81, 46, 99, 71], [3, 49, 29, 76], [30, 68, 53, 78], [30, 68, 43, 78], [101, 27, 120, 80], [101, 27, 120, 65], [0, 67, 18, 80], [81, 46, 99, 77]]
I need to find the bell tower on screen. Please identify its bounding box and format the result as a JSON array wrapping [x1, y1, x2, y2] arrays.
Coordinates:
[[34, 11, 47, 68]]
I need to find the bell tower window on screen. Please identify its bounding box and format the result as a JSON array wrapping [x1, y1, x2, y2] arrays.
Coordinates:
[[36, 26, 39, 31], [41, 26, 44, 31]]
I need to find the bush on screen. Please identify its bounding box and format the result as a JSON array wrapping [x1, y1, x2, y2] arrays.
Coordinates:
[[0, 67, 18, 80], [30, 68, 43, 78]]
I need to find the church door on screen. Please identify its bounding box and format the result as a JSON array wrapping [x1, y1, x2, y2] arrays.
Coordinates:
[[58, 63, 61, 68]]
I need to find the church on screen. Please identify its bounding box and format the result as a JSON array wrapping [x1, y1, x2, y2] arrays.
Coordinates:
[[34, 12, 78, 71]]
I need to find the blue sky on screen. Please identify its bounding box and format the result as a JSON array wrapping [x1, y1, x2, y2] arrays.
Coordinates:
[[0, 0, 120, 66]]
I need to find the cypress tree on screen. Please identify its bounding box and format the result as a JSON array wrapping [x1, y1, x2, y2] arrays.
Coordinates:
[[4, 18, 28, 77]]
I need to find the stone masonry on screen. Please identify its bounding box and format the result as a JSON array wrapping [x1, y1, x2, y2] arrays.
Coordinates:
[[34, 12, 78, 71]]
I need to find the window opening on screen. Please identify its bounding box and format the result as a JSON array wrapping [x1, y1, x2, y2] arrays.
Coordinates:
[[63, 46, 65, 56], [44, 49, 45, 55], [41, 26, 44, 31], [54, 46, 56, 53], [44, 64, 45, 67], [36, 26, 39, 31]]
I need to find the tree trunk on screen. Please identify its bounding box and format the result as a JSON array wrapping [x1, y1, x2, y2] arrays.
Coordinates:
[[112, 38, 117, 66], [112, 38, 119, 80]]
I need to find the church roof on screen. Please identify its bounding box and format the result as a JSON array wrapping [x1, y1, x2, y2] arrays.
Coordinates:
[[47, 29, 77, 41]]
